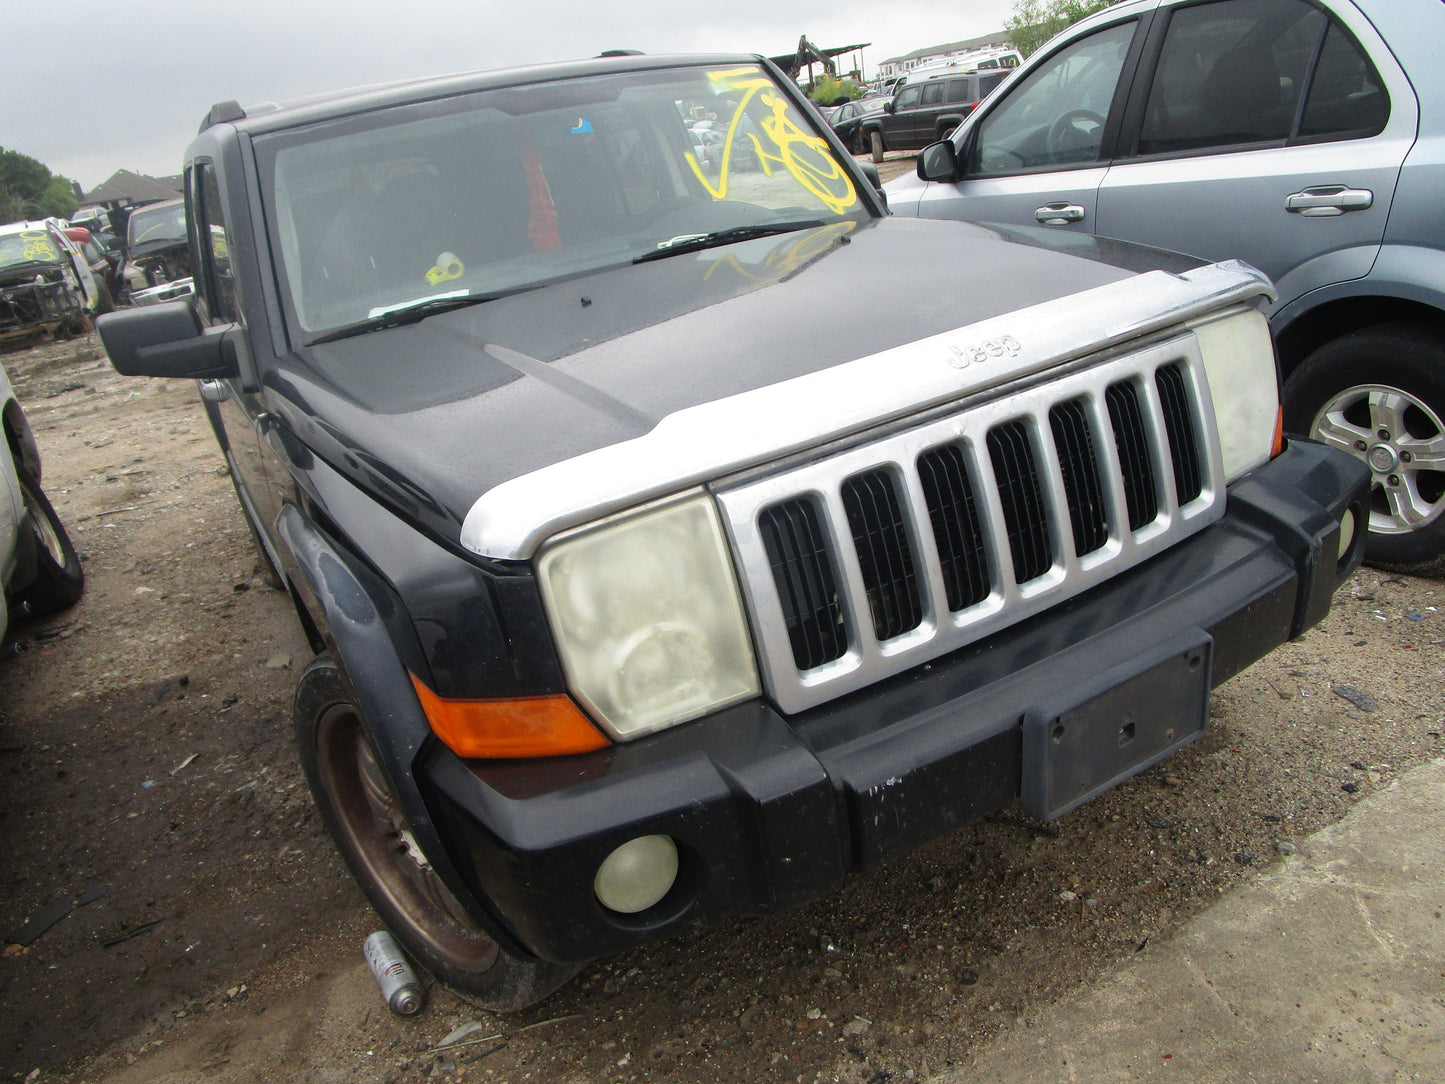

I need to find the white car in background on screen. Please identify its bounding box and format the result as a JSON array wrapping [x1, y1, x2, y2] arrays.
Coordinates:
[[0, 220, 106, 342], [0, 360, 84, 641]]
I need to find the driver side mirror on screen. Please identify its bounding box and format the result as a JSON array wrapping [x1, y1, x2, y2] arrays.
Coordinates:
[[97, 301, 239, 380], [917, 140, 960, 183], [883, 100, 895, 114]]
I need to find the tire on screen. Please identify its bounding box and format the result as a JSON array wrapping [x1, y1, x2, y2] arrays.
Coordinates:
[[14, 465, 84, 616], [294, 655, 580, 1010], [870, 129, 885, 164], [849, 130, 864, 156], [1282, 322, 1445, 575]]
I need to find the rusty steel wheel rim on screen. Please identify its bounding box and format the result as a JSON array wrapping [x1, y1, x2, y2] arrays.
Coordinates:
[[315, 701, 500, 975]]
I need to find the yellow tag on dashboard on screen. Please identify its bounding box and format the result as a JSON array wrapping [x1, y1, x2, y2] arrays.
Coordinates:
[[426, 252, 464, 285]]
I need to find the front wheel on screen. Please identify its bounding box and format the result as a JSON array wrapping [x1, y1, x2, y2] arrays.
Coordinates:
[[294, 656, 581, 1010], [1282, 323, 1445, 574], [14, 465, 84, 616], [870, 130, 885, 164]]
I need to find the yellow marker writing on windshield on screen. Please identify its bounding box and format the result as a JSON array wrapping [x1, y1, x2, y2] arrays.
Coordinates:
[[426, 252, 464, 285]]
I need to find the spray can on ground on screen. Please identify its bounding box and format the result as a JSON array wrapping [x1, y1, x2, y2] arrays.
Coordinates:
[[364, 930, 424, 1016]]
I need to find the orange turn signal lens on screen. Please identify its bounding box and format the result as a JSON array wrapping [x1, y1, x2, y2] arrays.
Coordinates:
[[1272, 405, 1285, 458], [409, 674, 610, 759]]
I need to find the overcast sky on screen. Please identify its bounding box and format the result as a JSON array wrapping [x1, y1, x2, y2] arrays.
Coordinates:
[[4, 0, 1017, 192]]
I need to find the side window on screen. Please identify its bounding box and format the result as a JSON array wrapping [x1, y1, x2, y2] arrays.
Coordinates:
[[945, 79, 972, 105], [978, 72, 1007, 99], [1299, 21, 1387, 138], [921, 82, 945, 106], [195, 162, 237, 323], [1138, 0, 1326, 154], [968, 20, 1136, 175], [895, 86, 923, 112], [1135, 0, 1386, 156]]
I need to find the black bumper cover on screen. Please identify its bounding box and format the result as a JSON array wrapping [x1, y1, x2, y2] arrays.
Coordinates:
[[421, 441, 1368, 963]]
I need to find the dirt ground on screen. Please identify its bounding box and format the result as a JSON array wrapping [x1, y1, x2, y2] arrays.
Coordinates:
[[0, 329, 1440, 1084]]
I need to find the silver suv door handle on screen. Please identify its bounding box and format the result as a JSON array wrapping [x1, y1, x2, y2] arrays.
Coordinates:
[[1035, 202, 1085, 225], [1285, 185, 1373, 217]]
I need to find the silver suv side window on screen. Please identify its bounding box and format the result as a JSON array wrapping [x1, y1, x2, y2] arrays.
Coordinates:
[[1138, 0, 1386, 155], [968, 21, 1135, 176], [1299, 20, 1387, 138]]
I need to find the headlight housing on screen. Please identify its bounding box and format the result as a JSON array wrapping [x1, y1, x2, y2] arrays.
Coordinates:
[[1190, 307, 1279, 480], [537, 493, 759, 740]]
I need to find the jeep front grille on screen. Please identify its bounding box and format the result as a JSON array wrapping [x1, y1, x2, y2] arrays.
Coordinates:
[[715, 334, 1225, 715]]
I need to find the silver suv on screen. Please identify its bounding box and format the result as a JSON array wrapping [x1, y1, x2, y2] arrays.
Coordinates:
[[887, 0, 1445, 573]]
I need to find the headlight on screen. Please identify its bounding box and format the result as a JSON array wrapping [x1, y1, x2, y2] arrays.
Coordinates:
[[1190, 308, 1278, 480], [537, 493, 759, 740]]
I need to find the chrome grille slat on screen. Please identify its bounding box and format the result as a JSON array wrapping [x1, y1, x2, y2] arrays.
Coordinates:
[[716, 334, 1227, 716]]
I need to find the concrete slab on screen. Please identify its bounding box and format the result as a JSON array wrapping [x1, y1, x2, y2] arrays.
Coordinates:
[[935, 759, 1445, 1083]]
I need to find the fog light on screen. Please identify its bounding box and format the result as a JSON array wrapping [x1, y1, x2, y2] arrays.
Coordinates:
[[594, 835, 679, 914], [1338, 507, 1356, 562]]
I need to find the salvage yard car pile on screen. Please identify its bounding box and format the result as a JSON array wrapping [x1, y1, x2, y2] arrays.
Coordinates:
[[98, 50, 1367, 1010]]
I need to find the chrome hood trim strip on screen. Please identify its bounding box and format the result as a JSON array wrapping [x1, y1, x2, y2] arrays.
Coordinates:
[[461, 261, 1273, 560]]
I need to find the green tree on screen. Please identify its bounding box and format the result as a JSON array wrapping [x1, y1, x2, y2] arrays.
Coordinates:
[[0, 147, 77, 223], [39, 175, 79, 220], [1006, 0, 1121, 57], [809, 74, 864, 107]]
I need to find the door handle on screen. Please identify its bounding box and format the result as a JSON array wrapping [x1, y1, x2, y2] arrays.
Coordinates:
[[1285, 185, 1373, 217], [1035, 202, 1085, 225]]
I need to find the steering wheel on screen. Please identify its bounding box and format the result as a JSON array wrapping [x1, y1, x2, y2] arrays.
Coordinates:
[[1046, 109, 1106, 158]]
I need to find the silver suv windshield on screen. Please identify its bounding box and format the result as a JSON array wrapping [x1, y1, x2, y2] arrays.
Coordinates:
[[260, 62, 867, 337]]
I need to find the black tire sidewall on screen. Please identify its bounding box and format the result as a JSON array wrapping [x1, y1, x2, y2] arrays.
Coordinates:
[[15, 465, 84, 615], [1282, 323, 1445, 573]]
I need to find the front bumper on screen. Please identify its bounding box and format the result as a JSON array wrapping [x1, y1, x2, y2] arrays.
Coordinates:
[[0, 280, 79, 339], [420, 440, 1368, 963], [130, 277, 195, 306]]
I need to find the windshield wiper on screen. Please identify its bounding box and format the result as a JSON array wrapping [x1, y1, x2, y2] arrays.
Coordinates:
[[632, 220, 827, 264], [305, 291, 510, 346]]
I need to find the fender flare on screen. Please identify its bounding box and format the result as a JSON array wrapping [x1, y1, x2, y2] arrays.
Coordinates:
[[1272, 245, 1445, 336], [275, 503, 533, 956]]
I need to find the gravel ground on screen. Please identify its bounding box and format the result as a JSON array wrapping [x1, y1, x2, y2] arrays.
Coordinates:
[[0, 328, 1440, 1084]]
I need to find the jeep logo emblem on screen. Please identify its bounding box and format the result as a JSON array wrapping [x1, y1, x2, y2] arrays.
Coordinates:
[[946, 334, 1022, 369]]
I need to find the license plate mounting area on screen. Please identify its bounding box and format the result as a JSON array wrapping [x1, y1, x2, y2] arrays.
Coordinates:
[[1021, 630, 1212, 821]]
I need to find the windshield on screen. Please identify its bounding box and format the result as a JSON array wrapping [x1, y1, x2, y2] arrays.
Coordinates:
[[127, 201, 188, 250], [0, 229, 64, 271], [260, 61, 868, 335]]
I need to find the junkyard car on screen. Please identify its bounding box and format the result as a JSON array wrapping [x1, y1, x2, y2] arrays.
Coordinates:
[[123, 198, 196, 306], [98, 53, 1367, 1010], [862, 70, 1009, 163], [887, 0, 1445, 572], [64, 226, 120, 313], [0, 360, 85, 642], [0, 219, 106, 341], [828, 97, 889, 155]]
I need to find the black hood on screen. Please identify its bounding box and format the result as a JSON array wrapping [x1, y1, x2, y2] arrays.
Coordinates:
[[266, 216, 1203, 544]]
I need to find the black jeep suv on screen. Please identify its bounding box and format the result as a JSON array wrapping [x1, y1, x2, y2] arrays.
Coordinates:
[[862, 71, 1008, 161], [97, 52, 1366, 1010]]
